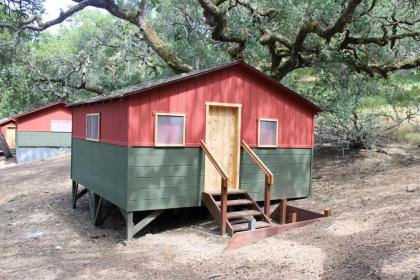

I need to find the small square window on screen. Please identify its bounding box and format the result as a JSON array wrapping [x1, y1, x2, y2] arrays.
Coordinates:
[[258, 119, 278, 147], [86, 113, 100, 141], [155, 113, 185, 146]]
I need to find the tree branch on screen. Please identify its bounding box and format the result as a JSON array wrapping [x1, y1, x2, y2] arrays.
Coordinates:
[[341, 30, 420, 49], [198, 0, 246, 58], [351, 57, 420, 78], [1, 0, 192, 74]]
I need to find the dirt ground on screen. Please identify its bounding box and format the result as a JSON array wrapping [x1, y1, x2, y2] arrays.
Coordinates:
[[0, 143, 419, 280]]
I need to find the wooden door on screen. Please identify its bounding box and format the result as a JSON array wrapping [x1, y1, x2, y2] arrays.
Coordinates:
[[6, 127, 16, 149], [205, 103, 241, 192]]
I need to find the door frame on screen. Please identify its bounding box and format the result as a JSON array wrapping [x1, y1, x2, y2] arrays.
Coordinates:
[[204, 102, 242, 190]]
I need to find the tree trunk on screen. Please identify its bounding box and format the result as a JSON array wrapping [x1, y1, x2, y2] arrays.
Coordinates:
[[0, 131, 13, 159]]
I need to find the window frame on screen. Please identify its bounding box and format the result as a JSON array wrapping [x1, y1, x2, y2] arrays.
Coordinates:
[[154, 112, 186, 147], [50, 119, 72, 133], [86, 113, 100, 142], [257, 118, 279, 148]]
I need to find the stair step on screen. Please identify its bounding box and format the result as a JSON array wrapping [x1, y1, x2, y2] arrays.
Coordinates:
[[231, 221, 271, 232], [206, 189, 246, 196], [215, 199, 254, 207], [227, 210, 262, 219]]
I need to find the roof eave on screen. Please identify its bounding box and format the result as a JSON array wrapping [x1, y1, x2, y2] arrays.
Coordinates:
[[68, 60, 323, 112]]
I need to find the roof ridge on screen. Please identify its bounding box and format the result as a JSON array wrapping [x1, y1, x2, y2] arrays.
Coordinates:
[[69, 60, 322, 112]]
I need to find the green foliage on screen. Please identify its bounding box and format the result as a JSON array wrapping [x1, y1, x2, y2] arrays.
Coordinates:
[[0, 0, 418, 150], [315, 72, 383, 149]]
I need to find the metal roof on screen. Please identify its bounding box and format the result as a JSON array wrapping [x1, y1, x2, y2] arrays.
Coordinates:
[[69, 60, 323, 112]]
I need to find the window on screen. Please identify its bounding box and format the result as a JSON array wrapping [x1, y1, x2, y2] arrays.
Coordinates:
[[86, 113, 100, 141], [51, 120, 72, 132], [258, 119, 278, 147], [155, 113, 185, 146]]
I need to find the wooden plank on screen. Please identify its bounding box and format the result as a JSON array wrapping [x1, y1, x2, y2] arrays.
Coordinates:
[[201, 192, 221, 223], [128, 175, 203, 189], [280, 198, 287, 224], [221, 184, 228, 235], [240, 180, 311, 190], [231, 221, 270, 232], [127, 146, 205, 211], [215, 199, 254, 206], [227, 209, 262, 219], [125, 209, 164, 240], [241, 154, 312, 164], [240, 172, 310, 182], [324, 207, 332, 217], [290, 212, 297, 223], [204, 104, 240, 192], [223, 219, 321, 253], [252, 148, 313, 156], [17, 131, 71, 147], [206, 189, 246, 195], [240, 163, 310, 174], [127, 186, 200, 200], [132, 210, 164, 239], [127, 196, 200, 212], [72, 139, 128, 210], [129, 147, 201, 156], [128, 165, 203, 178]]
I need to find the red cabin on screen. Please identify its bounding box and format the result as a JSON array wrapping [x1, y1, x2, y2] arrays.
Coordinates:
[[70, 60, 322, 239], [0, 102, 72, 163]]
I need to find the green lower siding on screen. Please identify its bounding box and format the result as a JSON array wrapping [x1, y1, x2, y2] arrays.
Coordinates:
[[71, 139, 128, 209], [240, 149, 312, 200], [17, 131, 71, 147], [72, 139, 312, 212], [127, 148, 204, 211]]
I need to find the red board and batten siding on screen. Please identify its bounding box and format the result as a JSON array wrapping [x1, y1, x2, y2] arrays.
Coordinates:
[[17, 104, 71, 131], [71, 64, 317, 148], [127, 65, 315, 148], [72, 99, 129, 146]]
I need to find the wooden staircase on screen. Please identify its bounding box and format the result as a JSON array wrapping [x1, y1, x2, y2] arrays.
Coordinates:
[[202, 189, 272, 236], [200, 139, 275, 236]]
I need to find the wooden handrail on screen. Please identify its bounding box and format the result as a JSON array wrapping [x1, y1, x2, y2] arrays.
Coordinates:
[[200, 140, 229, 235], [200, 140, 229, 182], [241, 140, 274, 216]]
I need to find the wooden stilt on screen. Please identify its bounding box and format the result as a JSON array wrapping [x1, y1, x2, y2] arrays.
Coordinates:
[[88, 191, 103, 226], [289, 212, 297, 223], [264, 176, 271, 217], [324, 207, 332, 217], [123, 210, 164, 240], [280, 197, 287, 224], [72, 181, 87, 209], [220, 180, 228, 235], [72, 181, 78, 209]]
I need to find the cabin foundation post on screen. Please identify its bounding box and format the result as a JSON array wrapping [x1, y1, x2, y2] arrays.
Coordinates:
[[121, 209, 164, 240], [72, 181, 87, 209], [88, 191, 103, 226], [280, 197, 287, 224], [289, 212, 297, 223], [324, 207, 332, 217]]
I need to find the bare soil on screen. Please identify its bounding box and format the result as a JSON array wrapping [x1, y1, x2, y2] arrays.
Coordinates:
[[0, 143, 419, 280]]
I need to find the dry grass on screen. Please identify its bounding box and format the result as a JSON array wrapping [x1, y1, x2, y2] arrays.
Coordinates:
[[390, 122, 420, 144]]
